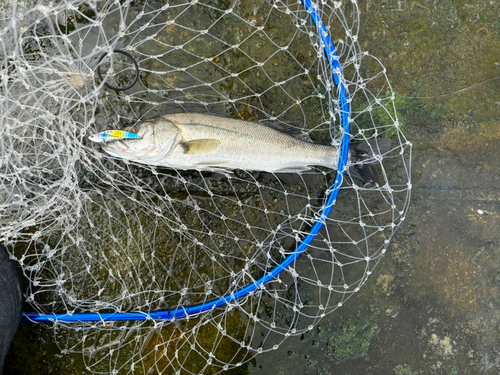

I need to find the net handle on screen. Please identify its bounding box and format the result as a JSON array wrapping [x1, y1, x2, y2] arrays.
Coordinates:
[[23, 0, 351, 323]]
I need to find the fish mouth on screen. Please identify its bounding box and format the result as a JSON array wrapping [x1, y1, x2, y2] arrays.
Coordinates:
[[102, 139, 129, 154], [117, 140, 129, 151]]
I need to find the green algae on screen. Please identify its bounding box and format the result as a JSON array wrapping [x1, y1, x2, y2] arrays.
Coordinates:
[[393, 364, 415, 375], [315, 312, 380, 362], [351, 92, 439, 138]]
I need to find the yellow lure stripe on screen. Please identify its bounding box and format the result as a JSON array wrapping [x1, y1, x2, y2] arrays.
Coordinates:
[[105, 130, 127, 138], [103, 130, 140, 139]]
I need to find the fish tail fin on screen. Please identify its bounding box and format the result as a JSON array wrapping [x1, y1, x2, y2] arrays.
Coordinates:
[[347, 138, 392, 184]]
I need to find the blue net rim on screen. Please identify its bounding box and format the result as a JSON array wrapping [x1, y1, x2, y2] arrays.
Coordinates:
[[23, 0, 350, 323]]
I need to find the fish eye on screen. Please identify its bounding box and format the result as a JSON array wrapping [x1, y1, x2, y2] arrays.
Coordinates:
[[89, 135, 95, 139]]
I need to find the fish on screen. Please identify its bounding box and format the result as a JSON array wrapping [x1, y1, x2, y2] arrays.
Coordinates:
[[88, 130, 141, 143], [101, 113, 391, 183]]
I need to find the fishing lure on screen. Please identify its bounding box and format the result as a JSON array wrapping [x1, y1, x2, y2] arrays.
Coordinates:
[[88, 130, 141, 143]]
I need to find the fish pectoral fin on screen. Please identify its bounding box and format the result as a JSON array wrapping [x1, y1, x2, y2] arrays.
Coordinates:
[[182, 139, 221, 155]]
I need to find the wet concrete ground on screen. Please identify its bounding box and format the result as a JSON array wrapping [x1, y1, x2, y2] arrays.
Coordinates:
[[250, 0, 500, 374], [4, 0, 500, 374]]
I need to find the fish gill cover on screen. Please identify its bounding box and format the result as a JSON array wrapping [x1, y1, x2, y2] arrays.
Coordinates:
[[0, 0, 411, 374]]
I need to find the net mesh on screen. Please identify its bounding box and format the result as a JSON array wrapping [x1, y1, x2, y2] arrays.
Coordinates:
[[0, 0, 412, 373]]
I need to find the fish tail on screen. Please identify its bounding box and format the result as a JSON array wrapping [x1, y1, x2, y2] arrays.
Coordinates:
[[347, 138, 392, 184]]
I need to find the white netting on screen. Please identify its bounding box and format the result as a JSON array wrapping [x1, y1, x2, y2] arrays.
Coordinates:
[[0, 0, 411, 374]]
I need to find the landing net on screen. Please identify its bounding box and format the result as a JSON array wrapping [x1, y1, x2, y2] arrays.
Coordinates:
[[0, 0, 412, 374]]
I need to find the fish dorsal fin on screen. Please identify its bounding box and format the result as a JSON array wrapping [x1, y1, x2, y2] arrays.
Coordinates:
[[182, 139, 220, 155], [260, 121, 312, 142]]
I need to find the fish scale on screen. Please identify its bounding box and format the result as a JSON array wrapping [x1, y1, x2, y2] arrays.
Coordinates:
[[177, 113, 339, 172]]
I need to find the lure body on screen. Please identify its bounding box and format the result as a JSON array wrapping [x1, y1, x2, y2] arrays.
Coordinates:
[[88, 130, 141, 143]]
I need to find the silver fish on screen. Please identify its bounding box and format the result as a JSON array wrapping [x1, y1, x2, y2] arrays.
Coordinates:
[[102, 113, 389, 182]]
